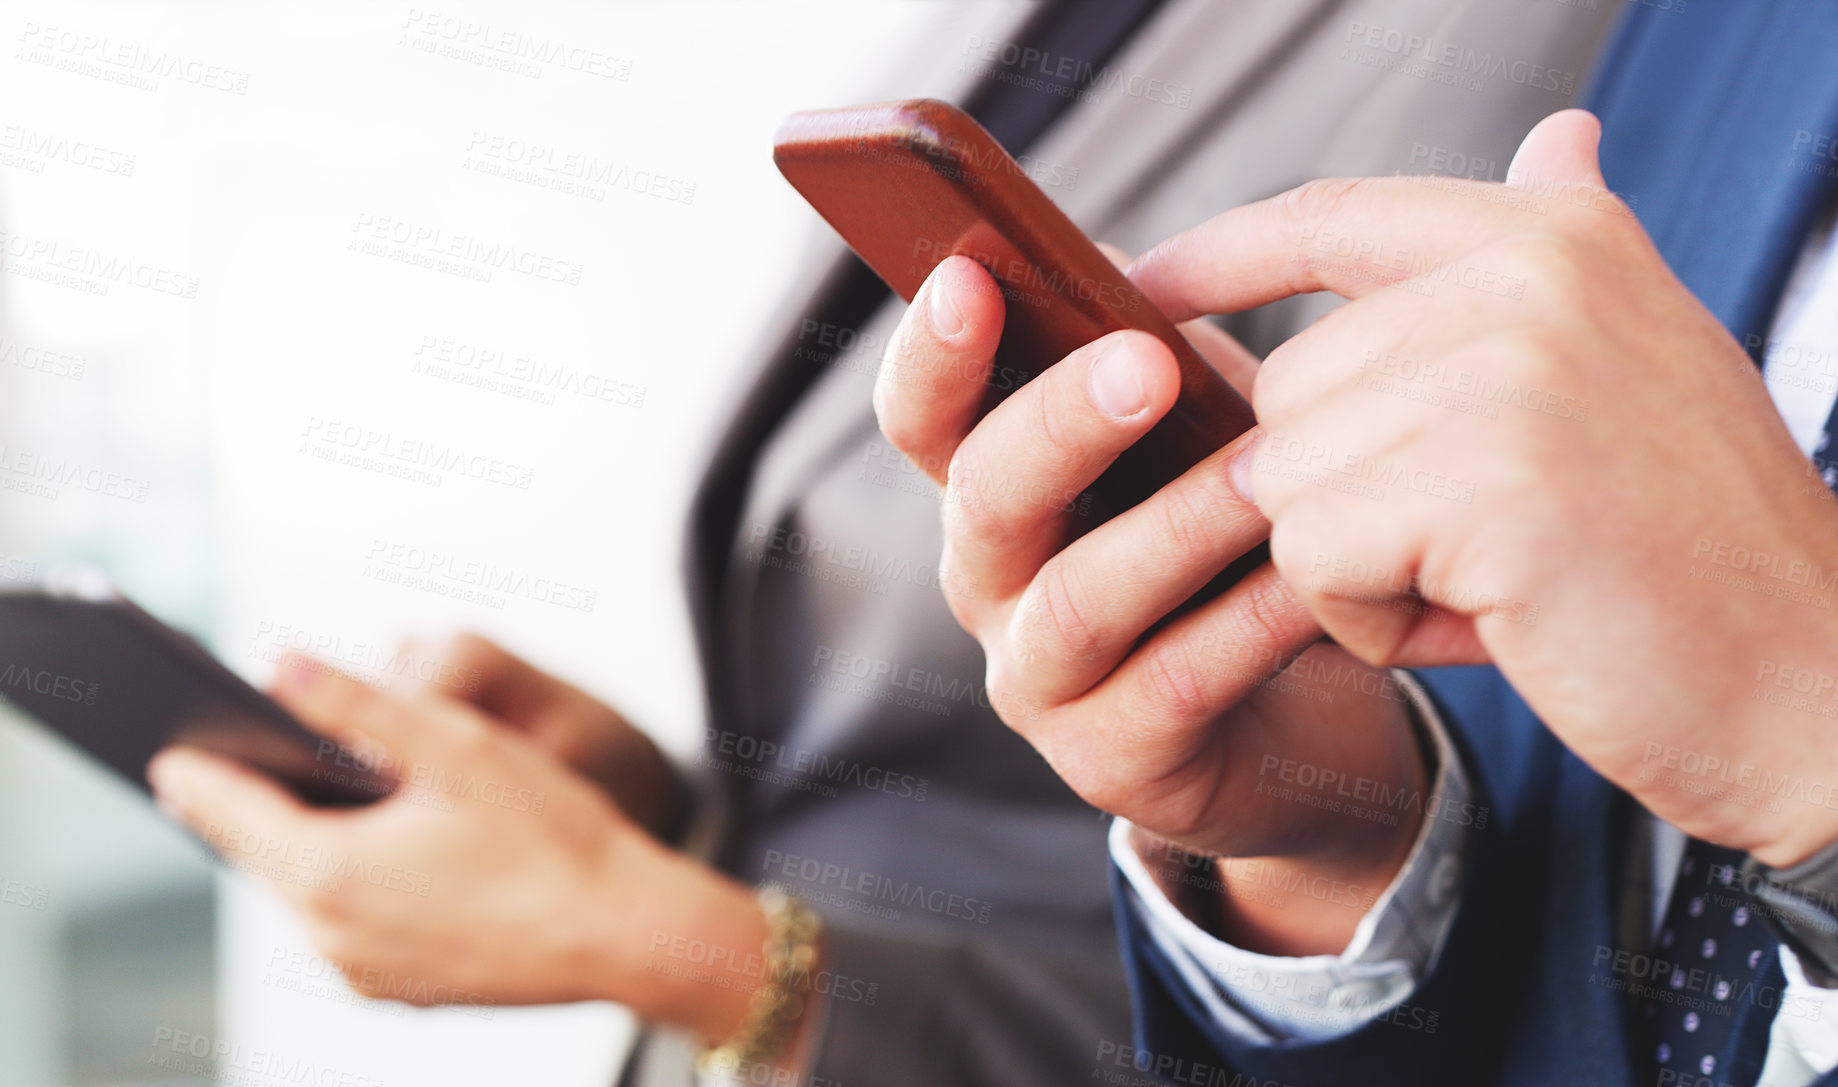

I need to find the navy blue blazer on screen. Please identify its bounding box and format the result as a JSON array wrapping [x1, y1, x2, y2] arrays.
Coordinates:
[[1117, 3, 1838, 1085]]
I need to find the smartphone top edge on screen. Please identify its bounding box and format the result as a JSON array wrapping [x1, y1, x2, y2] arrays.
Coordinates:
[[772, 98, 985, 162]]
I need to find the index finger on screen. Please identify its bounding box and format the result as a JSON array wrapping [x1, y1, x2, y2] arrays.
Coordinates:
[[270, 653, 484, 776], [1126, 175, 1528, 322]]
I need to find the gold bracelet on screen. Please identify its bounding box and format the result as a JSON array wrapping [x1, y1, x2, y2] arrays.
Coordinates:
[[697, 885, 823, 1079]]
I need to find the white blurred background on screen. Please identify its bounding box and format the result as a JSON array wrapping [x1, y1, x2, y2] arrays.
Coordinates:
[[0, 2, 1021, 1083]]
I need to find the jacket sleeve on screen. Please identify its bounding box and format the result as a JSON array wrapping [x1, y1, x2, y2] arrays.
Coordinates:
[[1113, 668, 1549, 1087]]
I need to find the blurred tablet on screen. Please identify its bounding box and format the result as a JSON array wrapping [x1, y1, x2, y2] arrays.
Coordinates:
[[0, 571, 390, 807]]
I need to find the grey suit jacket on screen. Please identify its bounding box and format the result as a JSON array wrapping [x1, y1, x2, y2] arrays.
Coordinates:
[[630, 1, 1622, 1084]]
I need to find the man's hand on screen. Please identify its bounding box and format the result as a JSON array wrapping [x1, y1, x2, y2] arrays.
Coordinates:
[[147, 655, 767, 1042], [873, 254, 1431, 955], [394, 633, 690, 842], [1129, 109, 1838, 866]]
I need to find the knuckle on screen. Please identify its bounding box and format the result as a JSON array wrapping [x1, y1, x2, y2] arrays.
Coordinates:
[[1476, 323, 1570, 390], [1488, 229, 1586, 299], [1230, 572, 1308, 655], [1281, 177, 1369, 232], [941, 452, 1005, 542], [1137, 641, 1216, 721], [1016, 559, 1107, 663], [1152, 484, 1222, 569]]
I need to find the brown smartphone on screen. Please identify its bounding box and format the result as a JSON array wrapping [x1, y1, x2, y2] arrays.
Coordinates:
[[773, 98, 1257, 525]]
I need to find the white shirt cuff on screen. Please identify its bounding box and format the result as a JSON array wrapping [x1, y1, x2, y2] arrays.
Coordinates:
[[1109, 670, 1477, 1042]]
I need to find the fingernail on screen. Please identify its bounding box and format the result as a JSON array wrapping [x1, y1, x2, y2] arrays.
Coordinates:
[[926, 270, 965, 340], [1088, 340, 1148, 420], [1228, 434, 1265, 504]]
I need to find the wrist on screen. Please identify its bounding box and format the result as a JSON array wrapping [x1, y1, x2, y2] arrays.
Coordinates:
[[1725, 609, 1838, 868], [586, 833, 769, 1040], [1191, 691, 1431, 955]]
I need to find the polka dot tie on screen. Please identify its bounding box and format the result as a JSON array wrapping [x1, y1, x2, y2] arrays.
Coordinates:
[[1640, 840, 1779, 1087]]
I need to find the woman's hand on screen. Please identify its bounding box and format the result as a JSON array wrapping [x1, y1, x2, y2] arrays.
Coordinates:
[[148, 654, 766, 1042], [396, 633, 691, 842]]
